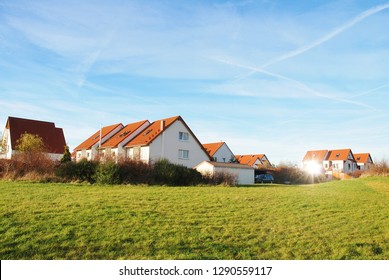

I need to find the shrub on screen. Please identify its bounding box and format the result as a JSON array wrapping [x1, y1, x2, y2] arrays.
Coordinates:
[[55, 159, 98, 183], [272, 163, 326, 185], [152, 159, 203, 186], [95, 160, 120, 185], [202, 171, 237, 186], [364, 159, 389, 177], [117, 159, 153, 185]]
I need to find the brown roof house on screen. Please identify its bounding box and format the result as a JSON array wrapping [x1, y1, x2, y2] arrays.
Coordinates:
[[354, 153, 374, 171], [125, 116, 210, 168], [202, 142, 236, 163], [0, 116, 66, 160]]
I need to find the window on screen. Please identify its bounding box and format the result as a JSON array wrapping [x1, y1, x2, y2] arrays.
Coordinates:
[[179, 149, 189, 159], [179, 132, 189, 141]]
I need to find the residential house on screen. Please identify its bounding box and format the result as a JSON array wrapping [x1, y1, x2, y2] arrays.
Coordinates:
[[125, 116, 210, 168], [202, 141, 235, 163], [235, 154, 271, 168], [302, 150, 329, 174], [354, 153, 374, 171], [99, 120, 150, 160], [195, 161, 255, 185], [0, 116, 66, 160], [73, 123, 123, 161], [323, 149, 358, 176]]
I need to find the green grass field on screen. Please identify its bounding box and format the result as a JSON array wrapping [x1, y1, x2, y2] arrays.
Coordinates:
[[0, 177, 388, 260]]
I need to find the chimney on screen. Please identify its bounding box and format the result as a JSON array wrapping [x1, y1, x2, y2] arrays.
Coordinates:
[[160, 120, 165, 131]]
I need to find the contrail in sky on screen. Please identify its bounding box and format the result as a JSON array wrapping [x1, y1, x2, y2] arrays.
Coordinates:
[[212, 57, 376, 110], [261, 3, 389, 68]]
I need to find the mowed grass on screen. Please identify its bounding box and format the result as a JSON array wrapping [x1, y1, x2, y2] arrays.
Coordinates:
[[0, 177, 388, 260]]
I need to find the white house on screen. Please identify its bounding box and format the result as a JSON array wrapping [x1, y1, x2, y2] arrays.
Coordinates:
[[354, 153, 374, 171], [74, 123, 123, 161], [125, 116, 210, 168], [0, 116, 66, 160], [202, 142, 235, 163], [99, 120, 150, 160], [322, 149, 358, 175], [195, 161, 255, 185]]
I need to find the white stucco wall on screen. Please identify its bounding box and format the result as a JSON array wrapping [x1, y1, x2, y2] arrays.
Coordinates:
[[195, 161, 254, 185], [212, 144, 235, 163], [148, 120, 209, 168]]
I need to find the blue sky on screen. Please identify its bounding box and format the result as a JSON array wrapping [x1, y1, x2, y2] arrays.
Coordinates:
[[1, 0, 389, 165]]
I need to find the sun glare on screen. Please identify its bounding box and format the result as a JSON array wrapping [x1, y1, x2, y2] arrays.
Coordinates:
[[306, 161, 322, 175]]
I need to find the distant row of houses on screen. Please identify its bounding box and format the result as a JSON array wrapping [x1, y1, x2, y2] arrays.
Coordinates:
[[0, 116, 271, 184], [1, 115, 375, 183], [302, 149, 374, 179]]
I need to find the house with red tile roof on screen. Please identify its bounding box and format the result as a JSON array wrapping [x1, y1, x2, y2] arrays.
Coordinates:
[[235, 154, 271, 168], [354, 153, 374, 171], [99, 120, 150, 160], [0, 116, 66, 160], [323, 149, 358, 176], [202, 142, 235, 163], [125, 116, 210, 168], [73, 123, 123, 161]]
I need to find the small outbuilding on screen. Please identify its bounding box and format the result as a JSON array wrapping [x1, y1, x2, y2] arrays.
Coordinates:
[[195, 161, 255, 185]]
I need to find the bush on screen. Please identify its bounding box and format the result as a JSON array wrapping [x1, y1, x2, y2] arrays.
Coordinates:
[[364, 159, 389, 177], [55, 159, 98, 183], [202, 171, 237, 186], [95, 160, 120, 185], [152, 159, 203, 186], [272, 163, 326, 185], [117, 159, 153, 185], [0, 153, 56, 181]]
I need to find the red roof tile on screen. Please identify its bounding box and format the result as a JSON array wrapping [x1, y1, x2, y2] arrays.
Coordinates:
[[125, 116, 180, 147], [235, 154, 268, 166], [6, 116, 66, 154], [354, 153, 372, 164], [74, 123, 123, 151], [303, 150, 328, 162], [202, 142, 225, 157], [101, 120, 149, 148], [325, 149, 354, 161]]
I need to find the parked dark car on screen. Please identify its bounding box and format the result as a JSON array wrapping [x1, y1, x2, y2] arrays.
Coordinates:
[[255, 174, 274, 184]]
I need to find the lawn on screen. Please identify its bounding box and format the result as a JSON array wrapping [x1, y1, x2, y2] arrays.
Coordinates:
[[0, 177, 388, 260]]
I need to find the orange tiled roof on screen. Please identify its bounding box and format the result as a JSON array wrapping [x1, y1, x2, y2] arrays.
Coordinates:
[[74, 123, 123, 151], [325, 149, 354, 161], [303, 150, 328, 162], [6, 116, 66, 154], [202, 142, 225, 157], [354, 153, 372, 164], [125, 116, 180, 147], [235, 154, 266, 166], [101, 120, 149, 148]]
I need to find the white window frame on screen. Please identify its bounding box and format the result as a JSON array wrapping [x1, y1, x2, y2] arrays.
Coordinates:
[[179, 131, 189, 141], [178, 149, 189, 160]]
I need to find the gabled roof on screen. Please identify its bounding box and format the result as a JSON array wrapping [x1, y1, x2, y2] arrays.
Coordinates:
[[325, 149, 355, 161], [235, 154, 266, 166], [354, 153, 373, 164], [125, 116, 180, 147], [6, 116, 66, 154], [202, 142, 225, 157], [74, 123, 123, 151], [100, 120, 149, 148], [303, 150, 328, 162]]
